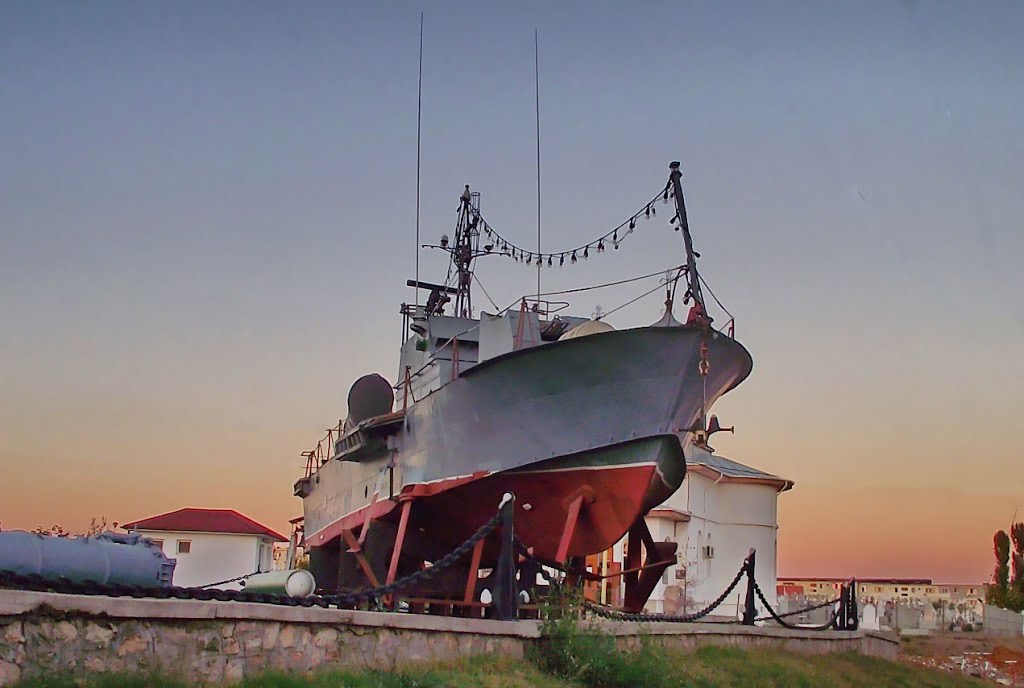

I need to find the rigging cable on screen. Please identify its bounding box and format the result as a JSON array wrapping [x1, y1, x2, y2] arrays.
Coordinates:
[[536, 264, 685, 297], [474, 186, 668, 265], [472, 273, 500, 312], [597, 268, 684, 321], [697, 272, 736, 331]]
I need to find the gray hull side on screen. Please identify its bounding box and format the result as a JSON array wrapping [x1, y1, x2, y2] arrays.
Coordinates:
[[399, 327, 751, 486]]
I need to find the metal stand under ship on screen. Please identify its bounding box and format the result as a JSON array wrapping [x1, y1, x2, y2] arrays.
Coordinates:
[[294, 162, 752, 612]]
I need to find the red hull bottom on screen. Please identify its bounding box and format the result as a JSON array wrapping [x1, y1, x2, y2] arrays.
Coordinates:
[[411, 463, 658, 562]]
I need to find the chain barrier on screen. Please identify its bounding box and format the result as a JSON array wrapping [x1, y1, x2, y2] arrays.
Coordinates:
[[513, 537, 562, 584], [0, 508, 504, 610], [0, 570, 316, 606], [754, 596, 839, 623], [0, 511, 859, 632], [199, 573, 258, 589], [322, 508, 503, 608], [581, 558, 749, 623], [511, 542, 857, 631], [753, 580, 840, 631], [753, 597, 839, 622]]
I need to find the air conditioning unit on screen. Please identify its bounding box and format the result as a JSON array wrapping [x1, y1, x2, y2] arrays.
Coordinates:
[[702, 545, 715, 559]]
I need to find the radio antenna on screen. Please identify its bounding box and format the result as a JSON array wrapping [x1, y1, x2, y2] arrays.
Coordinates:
[[534, 28, 542, 301], [414, 12, 424, 309]]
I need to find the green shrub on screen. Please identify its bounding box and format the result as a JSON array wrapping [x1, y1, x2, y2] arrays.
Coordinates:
[[530, 582, 674, 688]]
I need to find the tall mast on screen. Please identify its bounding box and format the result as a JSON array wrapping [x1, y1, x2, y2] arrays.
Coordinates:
[[534, 29, 542, 301], [451, 186, 480, 318], [669, 161, 706, 315], [414, 12, 424, 310]]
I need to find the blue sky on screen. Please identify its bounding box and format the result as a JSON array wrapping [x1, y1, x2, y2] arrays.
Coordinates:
[[1, 1, 1022, 580]]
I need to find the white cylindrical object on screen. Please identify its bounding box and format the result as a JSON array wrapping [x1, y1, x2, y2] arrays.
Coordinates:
[[242, 570, 316, 598]]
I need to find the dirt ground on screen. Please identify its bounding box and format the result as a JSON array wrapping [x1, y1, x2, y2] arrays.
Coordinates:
[[902, 633, 1024, 658], [901, 633, 1024, 684]]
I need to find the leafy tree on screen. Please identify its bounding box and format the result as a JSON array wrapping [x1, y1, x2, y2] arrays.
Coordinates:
[[1011, 522, 1024, 595], [988, 530, 1011, 608], [31, 517, 111, 538], [986, 527, 1024, 612], [1008, 589, 1024, 613], [83, 517, 111, 536]]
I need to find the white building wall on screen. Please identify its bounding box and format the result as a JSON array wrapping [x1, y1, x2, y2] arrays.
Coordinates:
[[644, 471, 782, 616], [136, 530, 275, 589]]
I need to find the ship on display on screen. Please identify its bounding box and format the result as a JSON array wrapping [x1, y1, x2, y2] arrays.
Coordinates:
[[295, 162, 752, 611]]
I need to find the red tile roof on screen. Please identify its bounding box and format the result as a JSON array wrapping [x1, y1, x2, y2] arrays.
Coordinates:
[[122, 508, 286, 542]]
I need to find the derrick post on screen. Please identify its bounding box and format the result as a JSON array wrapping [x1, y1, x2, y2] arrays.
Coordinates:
[[622, 521, 644, 612], [386, 500, 413, 586], [555, 492, 587, 566], [742, 548, 757, 626], [668, 160, 705, 314], [342, 529, 380, 589], [463, 537, 485, 609]]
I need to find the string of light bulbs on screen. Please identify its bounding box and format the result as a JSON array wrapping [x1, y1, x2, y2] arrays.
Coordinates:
[[469, 182, 682, 267]]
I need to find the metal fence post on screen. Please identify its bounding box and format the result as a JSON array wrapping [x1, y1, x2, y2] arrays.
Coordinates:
[[848, 578, 859, 630], [493, 493, 518, 620], [741, 548, 756, 626], [834, 584, 847, 630]]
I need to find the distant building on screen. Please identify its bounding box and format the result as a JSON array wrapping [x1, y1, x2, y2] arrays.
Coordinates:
[[646, 448, 793, 615], [777, 576, 988, 628], [122, 508, 286, 589], [778, 576, 985, 606]]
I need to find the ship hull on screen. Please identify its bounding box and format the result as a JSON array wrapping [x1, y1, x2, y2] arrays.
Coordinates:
[[399, 326, 750, 485], [304, 326, 751, 563], [407, 435, 686, 561]]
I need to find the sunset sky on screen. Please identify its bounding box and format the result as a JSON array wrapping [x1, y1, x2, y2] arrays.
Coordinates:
[[2, 1, 1021, 584]]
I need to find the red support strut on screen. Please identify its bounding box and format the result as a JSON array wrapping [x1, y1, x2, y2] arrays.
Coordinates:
[[386, 500, 413, 586]]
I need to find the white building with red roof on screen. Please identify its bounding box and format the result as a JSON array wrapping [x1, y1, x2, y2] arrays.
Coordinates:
[[122, 508, 287, 589], [640, 446, 793, 615]]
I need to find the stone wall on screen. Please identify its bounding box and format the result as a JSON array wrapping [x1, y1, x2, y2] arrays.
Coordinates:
[[983, 604, 1024, 638], [0, 590, 898, 685]]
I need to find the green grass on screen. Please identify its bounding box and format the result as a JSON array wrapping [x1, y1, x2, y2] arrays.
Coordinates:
[[11, 650, 986, 688]]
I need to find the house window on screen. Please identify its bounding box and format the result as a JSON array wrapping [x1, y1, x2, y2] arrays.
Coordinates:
[[177, 540, 192, 554], [150, 539, 164, 550]]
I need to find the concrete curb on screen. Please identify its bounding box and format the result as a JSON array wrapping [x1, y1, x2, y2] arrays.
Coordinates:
[[0, 590, 899, 645], [0, 589, 900, 685], [0, 590, 540, 637]]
